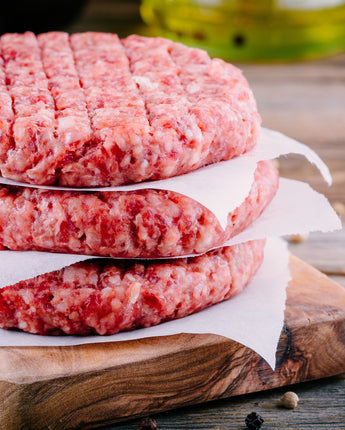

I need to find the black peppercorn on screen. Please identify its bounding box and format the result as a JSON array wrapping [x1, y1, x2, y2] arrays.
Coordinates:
[[245, 412, 264, 430], [139, 417, 157, 430]]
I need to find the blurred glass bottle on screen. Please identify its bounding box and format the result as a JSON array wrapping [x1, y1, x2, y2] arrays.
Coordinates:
[[140, 0, 345, 61]]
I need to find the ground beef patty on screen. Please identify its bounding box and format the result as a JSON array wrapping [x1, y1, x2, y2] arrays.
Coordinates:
[[0, 239, 265, 335], [0, 160, 278, 258], [0, 31, 260, 186]]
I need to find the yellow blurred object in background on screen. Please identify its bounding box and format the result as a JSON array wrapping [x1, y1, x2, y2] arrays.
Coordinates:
[[140, 0, 345, 61]]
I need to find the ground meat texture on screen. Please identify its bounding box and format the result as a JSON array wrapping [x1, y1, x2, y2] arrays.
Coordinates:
[[0, 160, 278, 257], [0, 239, 265, 335], [0, 32, 260, 186]]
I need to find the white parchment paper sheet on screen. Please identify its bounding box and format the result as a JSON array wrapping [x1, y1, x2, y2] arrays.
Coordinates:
[[0, 178, 340, 289], [225, 178, 341, 246], [0, 128, 331, 229], [0, 237, 290, 370]]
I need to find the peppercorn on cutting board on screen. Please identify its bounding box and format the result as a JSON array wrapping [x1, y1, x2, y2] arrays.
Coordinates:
[[0, 255, 344, 430]]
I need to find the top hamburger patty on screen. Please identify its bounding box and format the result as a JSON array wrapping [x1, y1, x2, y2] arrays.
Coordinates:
[[0, 32, 260, 187]]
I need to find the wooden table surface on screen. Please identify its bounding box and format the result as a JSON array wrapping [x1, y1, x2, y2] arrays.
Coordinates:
[[60, 1, 345, 428]]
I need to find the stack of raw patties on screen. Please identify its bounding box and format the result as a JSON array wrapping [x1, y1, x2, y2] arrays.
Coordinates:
[[0, 32, 280, 336]]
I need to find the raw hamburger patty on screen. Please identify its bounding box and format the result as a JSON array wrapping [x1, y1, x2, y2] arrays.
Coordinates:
[[0, 239, 265, 335], [0, 31, 260, 186], [0, 160, 278, 258]]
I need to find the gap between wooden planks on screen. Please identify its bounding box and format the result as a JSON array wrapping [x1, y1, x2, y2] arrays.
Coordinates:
[[0, 255, 344, 430]]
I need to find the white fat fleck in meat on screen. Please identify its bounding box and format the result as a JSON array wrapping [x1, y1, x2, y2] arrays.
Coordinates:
[[186, 83, 201, 94], [133, 75, 159, 91], [128, 282, 142, 305]]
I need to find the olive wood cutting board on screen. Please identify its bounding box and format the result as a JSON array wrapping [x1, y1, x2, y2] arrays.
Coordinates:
[[0, 255, 344, 430]]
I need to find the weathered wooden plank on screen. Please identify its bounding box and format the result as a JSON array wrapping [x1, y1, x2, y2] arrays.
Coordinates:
[[109, 373, 345, 429], [287, 220, 345, 275]]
